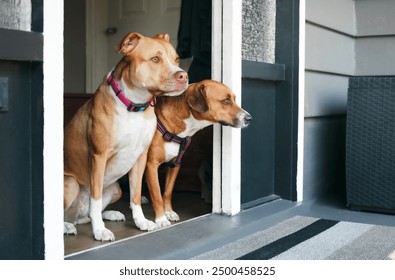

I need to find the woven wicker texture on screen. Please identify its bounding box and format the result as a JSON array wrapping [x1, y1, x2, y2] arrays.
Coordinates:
[[346, 77, 395, 212]]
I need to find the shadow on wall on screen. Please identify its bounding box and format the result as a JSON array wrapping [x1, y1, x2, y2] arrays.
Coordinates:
[[303, 116, 347, 202]]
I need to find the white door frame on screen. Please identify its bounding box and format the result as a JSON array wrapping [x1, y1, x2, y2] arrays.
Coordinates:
[[42, 0, 305, 259], [211, 0, 243, 215], [212, 0, 306, 211], [43, 0, 64, 259]]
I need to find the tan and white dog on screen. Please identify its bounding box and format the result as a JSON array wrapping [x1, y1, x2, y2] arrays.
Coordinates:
[[142, 80, 252, 229], [63, 32, 188, 241]]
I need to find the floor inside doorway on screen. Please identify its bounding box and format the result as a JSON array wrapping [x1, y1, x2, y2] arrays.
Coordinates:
[[64, 191, 212, 256]]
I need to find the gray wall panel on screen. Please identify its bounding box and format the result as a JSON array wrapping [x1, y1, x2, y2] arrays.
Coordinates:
[[306, 0, 356, 35], [305, 23, 355, 75], [355, 37, 395, 76], [356, 0, 395, 36], [305, 72, 348, 117]]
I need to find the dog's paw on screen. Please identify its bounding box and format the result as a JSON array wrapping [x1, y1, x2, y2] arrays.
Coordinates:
[[76, 216, 90, 225], [102, 210, 125, 221], [165, 211, 180, 222], [135, 218, 158, 231], [141, 196, 149, 204], [64, 222, 77, 235], [155, 215, 172, 228], [93, 228, 115, 241]]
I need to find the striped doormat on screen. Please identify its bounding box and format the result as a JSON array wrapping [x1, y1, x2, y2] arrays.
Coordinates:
[[192, 216, 395, 260]]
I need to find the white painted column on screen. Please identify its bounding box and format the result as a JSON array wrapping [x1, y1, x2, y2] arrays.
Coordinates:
[[297, 0, 305, 202], [43, 0, 64, 259], [221, 0, 242, 215]]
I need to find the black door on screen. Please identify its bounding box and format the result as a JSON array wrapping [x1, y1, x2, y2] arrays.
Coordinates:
[[0, 1, 44, 259], [241, 0, 300, 207]]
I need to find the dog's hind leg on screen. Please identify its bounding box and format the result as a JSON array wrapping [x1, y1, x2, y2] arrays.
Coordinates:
[[101, 182, 126, 222], [64, 175, 80, 235]]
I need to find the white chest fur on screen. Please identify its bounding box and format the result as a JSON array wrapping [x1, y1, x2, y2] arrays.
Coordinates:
[[163, 114, 212, 163], [103, 105, 156, 187]]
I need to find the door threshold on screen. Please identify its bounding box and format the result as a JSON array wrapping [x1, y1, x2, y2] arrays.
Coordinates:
[[241, 194, 281, 210], [66, 199, 297, 259]]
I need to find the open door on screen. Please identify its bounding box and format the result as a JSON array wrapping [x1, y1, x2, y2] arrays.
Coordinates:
[[0, 0, 44, 259], [240, 0, 300, 207]]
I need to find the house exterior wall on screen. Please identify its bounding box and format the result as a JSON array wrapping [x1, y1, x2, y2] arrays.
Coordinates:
[[304, 0, 395, 200], [355, 0, 395, 76]]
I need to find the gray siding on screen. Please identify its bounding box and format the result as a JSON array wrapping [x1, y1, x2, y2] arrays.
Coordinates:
[[305, 72, 348, 117], [305, 24, 354, 76], [355, 0, 395, 76], [355, 0, 395, 36], [304, 0, 395, 201], [356, 37, 395, 76], [306, 0, 356, 35], [304, 0, 355, 200]]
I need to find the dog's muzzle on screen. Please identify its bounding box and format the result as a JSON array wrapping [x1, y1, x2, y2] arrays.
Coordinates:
[[237, 111, 252, 128], [220, 110, 252, 128]]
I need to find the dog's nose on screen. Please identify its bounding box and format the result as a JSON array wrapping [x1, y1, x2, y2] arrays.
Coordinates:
[[174, 71, 188, 83], [244, 113, 252, 125]]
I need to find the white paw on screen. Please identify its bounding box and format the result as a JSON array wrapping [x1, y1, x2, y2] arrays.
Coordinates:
[[155, 215, 172, 228], [135, 218, 158, 231], [165, 211, 180, 222], [130, 202, 157, 231], [93, 228, 115, 241], [102, 210, 125, 221], [76, 216, 90, 224], [141, 196, 149, 204], [64, 222, 77, 235]]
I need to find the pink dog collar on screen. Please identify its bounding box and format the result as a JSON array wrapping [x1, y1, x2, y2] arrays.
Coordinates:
[[107, 71, 154, 112]]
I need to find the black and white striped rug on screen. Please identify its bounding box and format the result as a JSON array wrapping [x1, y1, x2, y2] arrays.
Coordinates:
[[192, 216, 395, 260]]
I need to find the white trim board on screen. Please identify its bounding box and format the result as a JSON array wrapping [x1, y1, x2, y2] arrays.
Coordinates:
[[297, 0, 306, 202], [211, 0, 243, 215], [43, 0, 64, 260]]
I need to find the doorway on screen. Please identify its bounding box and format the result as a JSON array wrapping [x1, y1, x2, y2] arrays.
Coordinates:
[[64, 0, 213, 256], [63, 0, 300, 258]]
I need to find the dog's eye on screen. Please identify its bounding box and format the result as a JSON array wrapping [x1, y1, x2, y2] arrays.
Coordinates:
[[222, 98, 231, 105], [151, 56, 160, 63]]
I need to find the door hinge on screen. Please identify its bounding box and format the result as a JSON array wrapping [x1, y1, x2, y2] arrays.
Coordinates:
[[0, 77, 9, 112]]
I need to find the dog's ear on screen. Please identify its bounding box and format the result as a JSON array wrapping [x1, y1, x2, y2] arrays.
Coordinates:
[[187, 84, 209, 113], [118, 32, 144, 55], [156, 33, 170, 42]]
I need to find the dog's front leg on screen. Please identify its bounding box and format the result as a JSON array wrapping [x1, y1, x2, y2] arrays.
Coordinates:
[[145, 161, 172, 228], [90, 154, 115, 241], [163, 165, 181, 222], [129, 149, 158, 231]]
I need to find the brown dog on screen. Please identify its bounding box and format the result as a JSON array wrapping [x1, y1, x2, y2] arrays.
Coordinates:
[[141, 80, 252, 228], [63, 32, 188, 241]]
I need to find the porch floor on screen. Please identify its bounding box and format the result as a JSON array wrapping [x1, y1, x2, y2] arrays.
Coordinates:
[[65, 194, 395, 260], [64, 191, 212, 256]]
